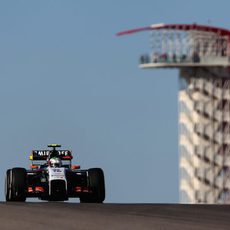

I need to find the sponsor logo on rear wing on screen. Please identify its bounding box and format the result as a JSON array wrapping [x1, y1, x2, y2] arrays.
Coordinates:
[[30, 150, 73, 160]]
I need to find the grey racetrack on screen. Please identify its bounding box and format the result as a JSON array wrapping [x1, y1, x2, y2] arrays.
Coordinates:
[[1, 202, 230, 229]]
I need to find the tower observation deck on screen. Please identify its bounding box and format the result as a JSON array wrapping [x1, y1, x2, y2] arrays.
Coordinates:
[[118, 23, 230, 203]]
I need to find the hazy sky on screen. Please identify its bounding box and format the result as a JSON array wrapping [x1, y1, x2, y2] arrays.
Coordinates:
[[1, 0, 230, 203]]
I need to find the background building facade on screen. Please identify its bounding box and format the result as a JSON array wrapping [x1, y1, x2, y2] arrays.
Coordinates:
[[118, 23, 230, 203]]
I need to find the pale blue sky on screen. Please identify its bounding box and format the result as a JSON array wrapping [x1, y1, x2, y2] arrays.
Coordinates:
[[0, 0, 229, 202]]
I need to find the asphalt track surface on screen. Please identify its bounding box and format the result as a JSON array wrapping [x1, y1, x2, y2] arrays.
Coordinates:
[[1, 202, 230, 229]]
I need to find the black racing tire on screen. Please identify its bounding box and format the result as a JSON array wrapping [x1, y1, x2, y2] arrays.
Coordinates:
[[5, 168, 27, 202], [5, 169, 11, 201], [80, 168, 105, 203]]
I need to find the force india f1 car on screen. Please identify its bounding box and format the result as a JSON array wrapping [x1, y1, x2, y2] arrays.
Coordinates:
[[5, 144, 105, 203]]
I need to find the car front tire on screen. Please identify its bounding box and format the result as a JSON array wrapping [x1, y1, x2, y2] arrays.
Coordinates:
[[5, 168, 27, 202], [80, 168, 105, 203]]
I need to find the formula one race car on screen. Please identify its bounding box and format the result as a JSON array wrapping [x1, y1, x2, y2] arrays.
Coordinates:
[[5, 144, 105, 203]]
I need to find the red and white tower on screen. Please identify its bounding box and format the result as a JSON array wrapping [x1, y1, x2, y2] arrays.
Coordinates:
[[118, 23, 230, 203]]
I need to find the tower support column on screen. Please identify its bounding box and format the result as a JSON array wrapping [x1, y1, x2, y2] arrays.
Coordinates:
[[179, 68, 230, 203]]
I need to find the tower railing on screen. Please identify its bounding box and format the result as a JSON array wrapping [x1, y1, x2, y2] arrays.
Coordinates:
[[140, 29, 230, 67]]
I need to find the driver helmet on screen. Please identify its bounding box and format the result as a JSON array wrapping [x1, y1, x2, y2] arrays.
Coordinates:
[[48, 157, 62, 167]]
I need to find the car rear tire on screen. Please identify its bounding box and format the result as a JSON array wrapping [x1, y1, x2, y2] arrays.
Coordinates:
[[5, 168, 27, 202], [5, 169, 11, 201], [80, 168, 105, 203]]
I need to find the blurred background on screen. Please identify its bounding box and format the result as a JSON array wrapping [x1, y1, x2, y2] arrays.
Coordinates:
[[0, 0, 229, 202]]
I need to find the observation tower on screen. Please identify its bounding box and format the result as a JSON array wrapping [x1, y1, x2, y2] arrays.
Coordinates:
[[118, 23, 230, 204]]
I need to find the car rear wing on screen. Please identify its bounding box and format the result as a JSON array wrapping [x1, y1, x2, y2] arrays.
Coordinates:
[[30, 150, 73, 161]]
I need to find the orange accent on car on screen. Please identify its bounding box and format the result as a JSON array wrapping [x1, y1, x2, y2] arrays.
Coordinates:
[[75, 186, 82, 192], [35, 186, 44, 192], [72, 165, 81, 170], [30, 165, 39, 169], [75, 186, 90, 193]]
